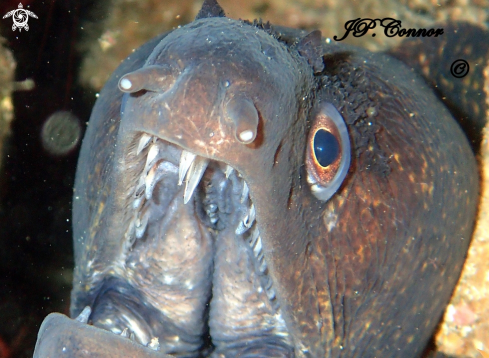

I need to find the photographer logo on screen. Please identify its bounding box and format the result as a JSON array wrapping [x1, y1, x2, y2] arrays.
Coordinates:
[[3, 3, 38, 32]]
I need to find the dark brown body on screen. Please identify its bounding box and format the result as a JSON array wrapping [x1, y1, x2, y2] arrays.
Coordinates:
[[34, 3, 479, 358]]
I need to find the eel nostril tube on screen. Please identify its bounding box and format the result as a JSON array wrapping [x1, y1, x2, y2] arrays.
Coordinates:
[[118, 65, 175, 93], [225, 97, 259, 144]]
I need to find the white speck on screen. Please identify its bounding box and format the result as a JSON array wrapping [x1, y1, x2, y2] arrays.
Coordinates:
[[184, 279, 193, 289], [445, 304, 456, 322], [324, 211, 338, 232], [194, 140, 206, 147], [163, 275, 174, 284]]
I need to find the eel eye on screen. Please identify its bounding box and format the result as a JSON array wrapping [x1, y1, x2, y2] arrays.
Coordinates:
[[306, 102, 351, 201]]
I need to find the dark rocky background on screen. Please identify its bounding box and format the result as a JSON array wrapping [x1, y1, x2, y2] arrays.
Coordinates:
[[0, 0, 96, 356]]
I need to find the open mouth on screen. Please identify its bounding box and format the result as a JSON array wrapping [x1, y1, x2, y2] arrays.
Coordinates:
[[127, 132, 258, 243], [126, 132, 272, 296], [89, 130, 291, 355]]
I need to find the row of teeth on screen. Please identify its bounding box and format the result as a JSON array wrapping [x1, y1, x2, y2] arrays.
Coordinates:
[[133, 133, 213, 205], [127, 134, 255, 240], [128, 134, 276, 304], [75, 306, 161, 351], [233, 178, 277, 305], [247, 226, 277, 303]]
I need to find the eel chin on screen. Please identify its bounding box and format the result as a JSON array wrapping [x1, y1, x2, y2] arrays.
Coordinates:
[[85, 131, 293, 356]]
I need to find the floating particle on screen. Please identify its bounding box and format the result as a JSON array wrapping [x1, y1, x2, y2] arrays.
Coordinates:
[[41, 111, 81, 156]]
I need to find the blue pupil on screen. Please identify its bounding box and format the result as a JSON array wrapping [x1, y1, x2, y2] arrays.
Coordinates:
[[313, 129, 339, 167]]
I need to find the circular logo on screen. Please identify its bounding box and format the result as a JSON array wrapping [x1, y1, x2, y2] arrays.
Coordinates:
[[450, 59, 469, 78], [12, 9, 29, 28], [2, 3, 38, 32]]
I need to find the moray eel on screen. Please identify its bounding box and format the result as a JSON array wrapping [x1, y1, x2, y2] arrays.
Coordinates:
[[34, 0, 480, 357]]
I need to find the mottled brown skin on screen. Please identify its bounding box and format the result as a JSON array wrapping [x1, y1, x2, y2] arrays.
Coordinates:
[[34, 3, 479, 358], [389, 22, 489, 151]]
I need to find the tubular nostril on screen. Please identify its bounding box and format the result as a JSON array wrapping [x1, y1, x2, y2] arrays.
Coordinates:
[[225, 97, 259, 144], [118, 65, 175, 93]]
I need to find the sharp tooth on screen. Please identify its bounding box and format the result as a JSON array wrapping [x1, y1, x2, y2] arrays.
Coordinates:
[[145, 144, 159, 170], [240, 181, 249, 203], [134, 183, 145, 198], [265, 275, 273, 289], [145, 163, 157, 199], [244, 204, 255, 228], [136, 134, 152, 155], [75, 306, 91, 323], [147, 337, 160, 351], [249, 204, 255, 221], [225, 165, 234, 178], [183, 156, 209, 204], [131, 175, 144, 197], [249, 228, 259, 247], [266, 288, 276, 300], [253, 236, 263, 256], [133, 196, 143, 209], [178, 150, 197, 185], [237, 204, 256, 234], [235, 220, 248, 235], [120, 328, 129, 338], [135, 210, 150, 239], [257, 251, 265, 264]]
